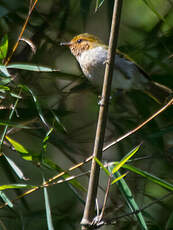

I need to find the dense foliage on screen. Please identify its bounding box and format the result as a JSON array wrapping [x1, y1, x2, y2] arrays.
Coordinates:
[[0, 0, 173, 229]]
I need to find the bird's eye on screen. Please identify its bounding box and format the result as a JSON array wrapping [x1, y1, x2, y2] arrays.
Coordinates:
[[77, 39, 82, 44]]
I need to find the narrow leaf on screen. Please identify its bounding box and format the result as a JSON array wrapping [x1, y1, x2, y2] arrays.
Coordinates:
[[0, 34, 8, 62], [95, 0, 105, 11], [42, 128, 54, 152], [0, 184, 35, 190], [0, 65, 11, 77], [94, 157, 110, 176], [112, 144, 141, 174], [3, 153, 29, 180], [19, 84, 49, 127], [109, 166, 148, 230], [7, 63, 58, 72], [111, 172, 128, 185], [5, 136, 34, 161], [113, 163, 173, 191], [0, 191, 13, 208], [43, 177, 55, 230]]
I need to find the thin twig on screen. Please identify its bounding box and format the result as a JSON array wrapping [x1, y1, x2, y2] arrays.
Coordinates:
[[81, 0, 123, 228], [104, 192, 173, 226], [5, 0, 38, 65], [98, 176, 112, 221], [103, 98, 173, 152]]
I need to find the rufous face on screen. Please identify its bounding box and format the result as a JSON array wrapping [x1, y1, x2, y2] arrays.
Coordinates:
[[61, 33, 104, 57]]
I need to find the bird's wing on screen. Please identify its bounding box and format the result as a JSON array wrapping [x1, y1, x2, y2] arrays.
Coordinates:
[[115, 49, 150, 80]]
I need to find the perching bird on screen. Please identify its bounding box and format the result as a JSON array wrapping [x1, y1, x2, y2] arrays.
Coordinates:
[[61, 33, 172, 103]]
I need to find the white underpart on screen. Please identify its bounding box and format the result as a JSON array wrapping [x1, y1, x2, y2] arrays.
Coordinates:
[[76, 46, 148, 91]]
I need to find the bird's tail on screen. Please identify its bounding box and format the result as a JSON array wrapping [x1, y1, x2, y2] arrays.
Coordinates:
[[144, 81, 172, 104]]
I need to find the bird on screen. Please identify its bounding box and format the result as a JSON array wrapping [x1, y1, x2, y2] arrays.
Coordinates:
[[60, 33, 172, 103]]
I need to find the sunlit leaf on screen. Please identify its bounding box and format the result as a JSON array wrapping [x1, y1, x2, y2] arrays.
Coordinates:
[[112, 144, 141, 174], [94, 157, 110, 176], [5, 135, 37, 161], [0, 184, 35, 190], [113, 163, 173, 191], [0, 34, 8, 63], [111, 172, 128, 185]]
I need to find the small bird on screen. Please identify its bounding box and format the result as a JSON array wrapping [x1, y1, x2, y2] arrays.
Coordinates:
[[61, 33, 172, 103]]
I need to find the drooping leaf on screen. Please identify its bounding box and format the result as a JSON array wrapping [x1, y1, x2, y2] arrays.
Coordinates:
[[19, 84, 49, 128], [43, 177, 55, 230], [3, 153, 29, 180]]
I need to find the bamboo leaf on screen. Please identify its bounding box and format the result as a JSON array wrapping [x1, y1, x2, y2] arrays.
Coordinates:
[[0, 34, 8, 62], [111, 172, 128, 185], [94, 157, 110, 176], [112, 144, 141, 174], [95, 0, 105, 11], [43, 177, 55, 230], [0, 184, 35, 190], [7, 63, 58, 72], [109, 166, 148, 230]]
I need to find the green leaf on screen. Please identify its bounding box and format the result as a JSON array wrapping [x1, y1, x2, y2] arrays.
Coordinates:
[[0, 184, 35, 190], [0, 34, 8, 62], [51, 110, 67, 133], [42, 128, 54, 152], [111, 172, 128, 185], [0, 191, 13, 208], [113, 163, 173, 192], [109, 166, 148, 230], [112, 144, 141, 174], [43, 177, 55, 230], [7, 63, 58, 72], [95, 0, 105, 11], [94, 157, 110, 176], [0, 120, 30, 129], [3, 153, 28, 180], [19, 84, 49, 128], [5, 135, 38, 161], [0, 64, 11, 77]]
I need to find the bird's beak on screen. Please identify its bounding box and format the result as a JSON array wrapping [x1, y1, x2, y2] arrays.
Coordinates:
[[60, 42, 72, 46]]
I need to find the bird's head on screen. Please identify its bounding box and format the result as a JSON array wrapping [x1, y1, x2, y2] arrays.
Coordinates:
[[60, 33, 106, 57]]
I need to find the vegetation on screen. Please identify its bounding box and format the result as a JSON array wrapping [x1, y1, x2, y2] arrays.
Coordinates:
[[0, 0, 173, 229]]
